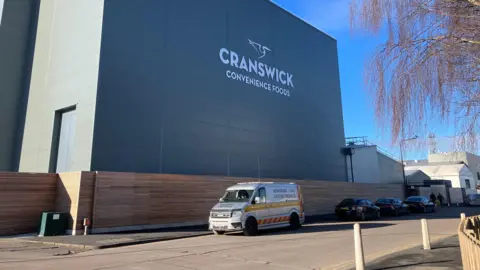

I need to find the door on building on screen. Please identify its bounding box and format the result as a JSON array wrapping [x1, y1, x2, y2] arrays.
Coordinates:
[[54, 109, 76, 173]]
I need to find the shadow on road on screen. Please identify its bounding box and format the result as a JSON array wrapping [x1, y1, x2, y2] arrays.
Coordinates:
[[271, 222, 395, 236], [381, 206, 480, 222], [306, 207, 480, 225], [226, 222, 395, 236]]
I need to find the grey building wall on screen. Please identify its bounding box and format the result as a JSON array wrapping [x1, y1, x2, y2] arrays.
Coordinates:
[[405, 170, 431, 184], [377, 152, 403, 184], [0, 0, 39, 171], [19, 0, 104, 172], [91, 0, 347, 181], [346, 146, 381, 183]]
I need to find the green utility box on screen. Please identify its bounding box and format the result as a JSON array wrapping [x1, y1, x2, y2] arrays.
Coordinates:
[[38, 212, 67, 237]]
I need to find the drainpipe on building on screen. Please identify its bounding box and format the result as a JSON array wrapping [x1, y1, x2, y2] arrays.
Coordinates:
[[343, 147, 355, 183]]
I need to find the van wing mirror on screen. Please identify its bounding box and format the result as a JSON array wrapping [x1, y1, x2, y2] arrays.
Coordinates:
[[254, 197, 261, 204]]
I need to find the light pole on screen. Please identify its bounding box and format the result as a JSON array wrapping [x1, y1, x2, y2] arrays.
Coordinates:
[[400, 135, 418, 198]]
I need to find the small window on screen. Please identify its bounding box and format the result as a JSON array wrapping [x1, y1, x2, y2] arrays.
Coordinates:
[[258, 188, 266, 203], [359, 200, 368, 206], [365, 200, 373, 205], [465, 179, 471, 189], [477, 172, 480, 180]]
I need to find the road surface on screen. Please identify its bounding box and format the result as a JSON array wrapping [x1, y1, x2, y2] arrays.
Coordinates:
[[0, 207, 477, 270]]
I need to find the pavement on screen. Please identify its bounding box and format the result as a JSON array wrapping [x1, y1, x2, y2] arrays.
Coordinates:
[[15, 215, 338, 250], [20, 228, 211, 250], [0, 206, 477, 269]]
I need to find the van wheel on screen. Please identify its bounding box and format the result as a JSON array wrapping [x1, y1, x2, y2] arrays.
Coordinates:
[[213, 230, 225, 235], [243, 217, 258, 236], [289, 213, 301, 230]]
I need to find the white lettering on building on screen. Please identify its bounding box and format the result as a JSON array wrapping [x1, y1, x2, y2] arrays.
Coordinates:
[[219, 40, 295, 98]]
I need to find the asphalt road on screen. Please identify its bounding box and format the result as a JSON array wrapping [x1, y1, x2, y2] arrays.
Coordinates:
[[0, 207, 478, 270]]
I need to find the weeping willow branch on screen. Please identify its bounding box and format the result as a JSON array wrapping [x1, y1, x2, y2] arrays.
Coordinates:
[[350, 0, 480, 150]]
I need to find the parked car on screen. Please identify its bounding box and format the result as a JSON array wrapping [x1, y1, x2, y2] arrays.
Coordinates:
[[335, 198, 381, 221], [466, 194, 480, 206], [404, 196, 436, 213], [375, 198, 410, 216]]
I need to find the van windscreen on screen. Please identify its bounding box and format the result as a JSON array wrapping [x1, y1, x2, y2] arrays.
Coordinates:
[[221, 189, 254, 202]]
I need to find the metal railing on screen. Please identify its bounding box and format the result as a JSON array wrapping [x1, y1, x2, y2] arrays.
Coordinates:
[[345, 136, 370, 146], [458, 215, 480, 270], [345, 136, 400, 161]]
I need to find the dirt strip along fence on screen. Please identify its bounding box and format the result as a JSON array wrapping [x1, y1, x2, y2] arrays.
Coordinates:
[[0, 172, 58, 235], [459, 215, 480, 270], [90, 172, 404, 231]]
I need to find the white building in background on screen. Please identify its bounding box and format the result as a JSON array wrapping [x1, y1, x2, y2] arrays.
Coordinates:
[[405, 163, 477, 194], [428, 152, 480, 190], [344, 137, 403, 184]]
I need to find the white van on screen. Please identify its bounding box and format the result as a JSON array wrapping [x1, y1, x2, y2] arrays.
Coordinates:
[[209, 182, 304, 236]]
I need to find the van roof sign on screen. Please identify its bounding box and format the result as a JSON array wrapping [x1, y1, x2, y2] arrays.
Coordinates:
[[237, 182, 297, 185]]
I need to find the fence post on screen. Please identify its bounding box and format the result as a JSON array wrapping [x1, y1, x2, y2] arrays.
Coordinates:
[[354, 223, 365, 270], [83, 218, 91, 235], [421, 219, 431, 250]]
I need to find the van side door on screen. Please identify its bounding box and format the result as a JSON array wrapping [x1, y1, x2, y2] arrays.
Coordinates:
[[252, 187, 269, 225]]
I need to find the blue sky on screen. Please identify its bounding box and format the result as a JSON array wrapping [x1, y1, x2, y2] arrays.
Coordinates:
[[272, 0, 455, 160]]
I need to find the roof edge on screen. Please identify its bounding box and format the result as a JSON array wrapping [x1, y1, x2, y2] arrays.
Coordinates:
[[266, 0, 337, 42]]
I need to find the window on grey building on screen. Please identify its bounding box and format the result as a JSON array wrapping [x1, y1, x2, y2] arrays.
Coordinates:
[[465, 179, 471, 189], [477, 172, 480, 180]]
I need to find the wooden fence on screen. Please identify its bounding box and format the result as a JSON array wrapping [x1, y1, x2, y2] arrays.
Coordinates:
[[0, 171, 405, 235], [459, 215, 480, 270], [89, 172, 404, 232], [55, 172, 96, 234], [0, 172, 57, 235]]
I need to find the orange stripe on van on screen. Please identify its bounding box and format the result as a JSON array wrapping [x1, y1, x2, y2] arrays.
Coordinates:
[[258, 216, 293, 225]]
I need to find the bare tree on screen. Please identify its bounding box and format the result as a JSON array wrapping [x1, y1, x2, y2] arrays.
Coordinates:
[[350, 0, 480, 150]]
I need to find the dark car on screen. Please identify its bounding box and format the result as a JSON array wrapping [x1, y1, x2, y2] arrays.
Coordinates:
[[335, 198, 381, 221], [404, 196, 436, 213], [375, 198, 410, 216], [466, 194, 480, 206]]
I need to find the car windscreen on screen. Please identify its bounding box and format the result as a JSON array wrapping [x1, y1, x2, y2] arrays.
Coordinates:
[[220, 189, 254, 202], [338, 199, 357, 206], [405, 197, 423, 202], [376, 198, 394, 204]]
